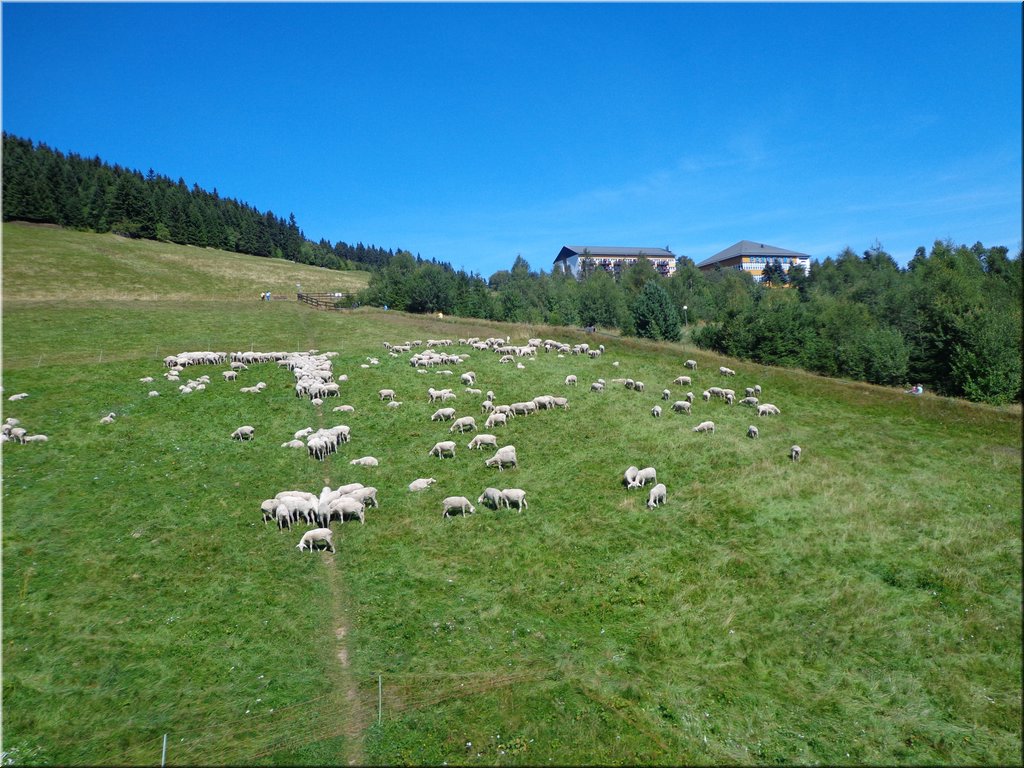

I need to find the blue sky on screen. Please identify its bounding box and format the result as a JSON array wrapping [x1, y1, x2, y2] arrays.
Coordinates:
[[3, 2, 1021, 276]]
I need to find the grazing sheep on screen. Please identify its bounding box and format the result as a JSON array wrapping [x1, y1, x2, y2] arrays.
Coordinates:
[[477, 487, 504, 509], [565, 375, 577, 386], [231, 426, 255, 440], [744, 387, 756, 397], [297, 528, 335, 553], [671, 400, 691, 414], [484, 412, 508, 429], [484, 445, 517, 471], [148, 390, 160, 397], [349, 456, 379, 467], [265, 503, 293, 529], [590, 382, 605, 393], [9, 427, 27, 443], [739, 396, 759, 407], [790, 445, 802, 462], [692, 420, 715, 434], [22, 434, 48, 443], [139, 376, 154, 383], [757, 403, 781, 417], [378, 389, 397, 401], [754, 385, 762, 396], [634, 381, 645, 392], [628, 467, 657, 488], [281, 439, 306, 448], [449, 416, 477, 433], [408, 478, 436, 492], [100, 412, 116, 425], [662, 389, 671, 400], [460, 371, 476, 386], [431, 407, 457, 422], [346, 486, 378, 508], [624, 466, 639, 487], [428, 440, 457, 458], [702, 390, 711, 402], [8, 393, 29, 401], [646, 483, 667, 509], [222, 370, 238, 381], [625, 379, 635, 390], [725, 392, 735, 406], [326, 496, 366, 525], [333, 404, 356, 412], [685, 391, 695, 403], [467, 433, 498, 450], [500, 488, 528, 511], [551, 396, 570, 410], [442, 496, 476, 517], [747, 425, 759, 439], [673, 375, 692, 386], [684, 359, 697, 370], [719, 366, 736, 376], [387, 401, 403, 408], [651, 405, 662, 418]]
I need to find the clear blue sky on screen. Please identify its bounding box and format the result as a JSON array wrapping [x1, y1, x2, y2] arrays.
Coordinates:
[[3, 2, 1021, 276]]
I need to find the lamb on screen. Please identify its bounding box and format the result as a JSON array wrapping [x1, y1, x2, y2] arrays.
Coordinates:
[[651, 405, 662, 418], [484, 412, 507, 429], [431, 407, 457, 422], [349, 456, 379, 467], [671, 400, 691, 414], [408, 478, 436, 492], [442, 496, 476, 517], [449, 416, 477, 433], [477, 487, 504, 509], [565, 375, 577, 386], [646, 483, 667, 509], [684, 359, 697, 370], [100, 412, 116, 424], [378, 389, 397, 401], [673, 375, 692, 386], [693, 421, 715, 434], [231, 426, 255, 440], [790, 445, 802, 462], [747, 425, 759, 439], [467, 433, 498, 450], [628, 467, 657, 488], [757, 403, 781, 417], [624, 465, 639, 487], [428, 440, 457, 458], [297, 528, 335, 553], [484, 445, 517, 471], [500, 488, 528, 511]]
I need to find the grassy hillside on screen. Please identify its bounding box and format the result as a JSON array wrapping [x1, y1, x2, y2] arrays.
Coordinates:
[[2, 227, 1021, 765], [1, 222, 369, 303]]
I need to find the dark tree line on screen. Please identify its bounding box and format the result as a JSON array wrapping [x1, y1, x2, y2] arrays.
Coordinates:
[[2, 133, 400, 271]]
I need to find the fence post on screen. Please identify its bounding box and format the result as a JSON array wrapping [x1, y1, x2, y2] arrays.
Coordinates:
[[378, 675, 382, 726], [161, 733, 167, 766]]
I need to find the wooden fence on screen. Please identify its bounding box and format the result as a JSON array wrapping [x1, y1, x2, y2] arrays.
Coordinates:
[[296, 292, 357, 310]]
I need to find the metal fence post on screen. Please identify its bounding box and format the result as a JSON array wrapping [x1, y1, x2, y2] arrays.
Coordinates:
[[161, 733, 167, 766]]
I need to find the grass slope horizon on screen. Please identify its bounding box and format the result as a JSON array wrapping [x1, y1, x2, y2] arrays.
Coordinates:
[[2, 225, 1021, 765]]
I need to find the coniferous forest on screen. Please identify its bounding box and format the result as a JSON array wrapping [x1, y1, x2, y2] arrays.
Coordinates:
[[3, 133, 1021, 404]]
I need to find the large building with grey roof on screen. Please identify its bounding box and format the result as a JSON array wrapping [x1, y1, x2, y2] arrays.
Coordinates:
[[553, 246, 676, 279], [696, 240, 811, 283]]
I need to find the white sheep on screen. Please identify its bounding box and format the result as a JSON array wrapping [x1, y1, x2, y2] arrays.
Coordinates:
[[673, 375, 692, 386], [693, 420, 715, 434], [408, 478, 436, 492], [431, 407, 456, 422], [747, 425, 759, 439], [467, 433, 498, 450], [100, 412, 116, 425], [429, 440, 457, 458], [790, 445, 802, 462], [148, 390, 160, 397], [378, 389, 397, 401], [739, 396, 759, 407], [565, 375, 577, 386], [326, 496, 366, 525], [634, 381, 645, 392], [222, 370, 237, 381], [387, 401, 403, 408], [333, 404, 356, 413], [449, 416, 477, 433], [662, 389, 671, 400], [139, 376, 154, 383], [651, 405, 662, 418], [685, 391, 695, 403], [757, 403, 781, 417], [719, 366, 736, 376], [22, 434, 48, 443], [484, 445, 517, 471], [501, 488, 528, 511], [624, 465, 639, 487], [646, 483, 667, 509], [484, 412, 507, 429], [628, 467, 657, 488], [8, 393, 29, 401], [671, 400, 691, 414], [754, 385, 762, 396], [477, 487, 504, 509], [297, 528, 335, 553], [281, 439, 306, 448], [346, 487, 379, 508], [590, 382, 605, 393], [349, 456, 379, 467], [231, 426, 255, 440], [702, 390, 711, 401], [442, 496, 476, 517], [684, 359, 697, 370]]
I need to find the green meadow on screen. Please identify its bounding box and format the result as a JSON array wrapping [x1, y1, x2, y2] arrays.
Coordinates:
[[2, 224, 1021, 766]]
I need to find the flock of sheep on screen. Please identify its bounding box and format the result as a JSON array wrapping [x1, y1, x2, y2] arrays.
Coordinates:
[[6, 332, 801, 554]]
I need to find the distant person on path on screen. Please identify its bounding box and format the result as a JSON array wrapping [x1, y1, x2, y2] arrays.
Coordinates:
[[905, 383, 923, 395]]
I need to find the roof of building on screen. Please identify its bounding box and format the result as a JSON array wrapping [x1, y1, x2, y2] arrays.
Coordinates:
[[697, 240, 810, 268], [555, 245, 675, 263]]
